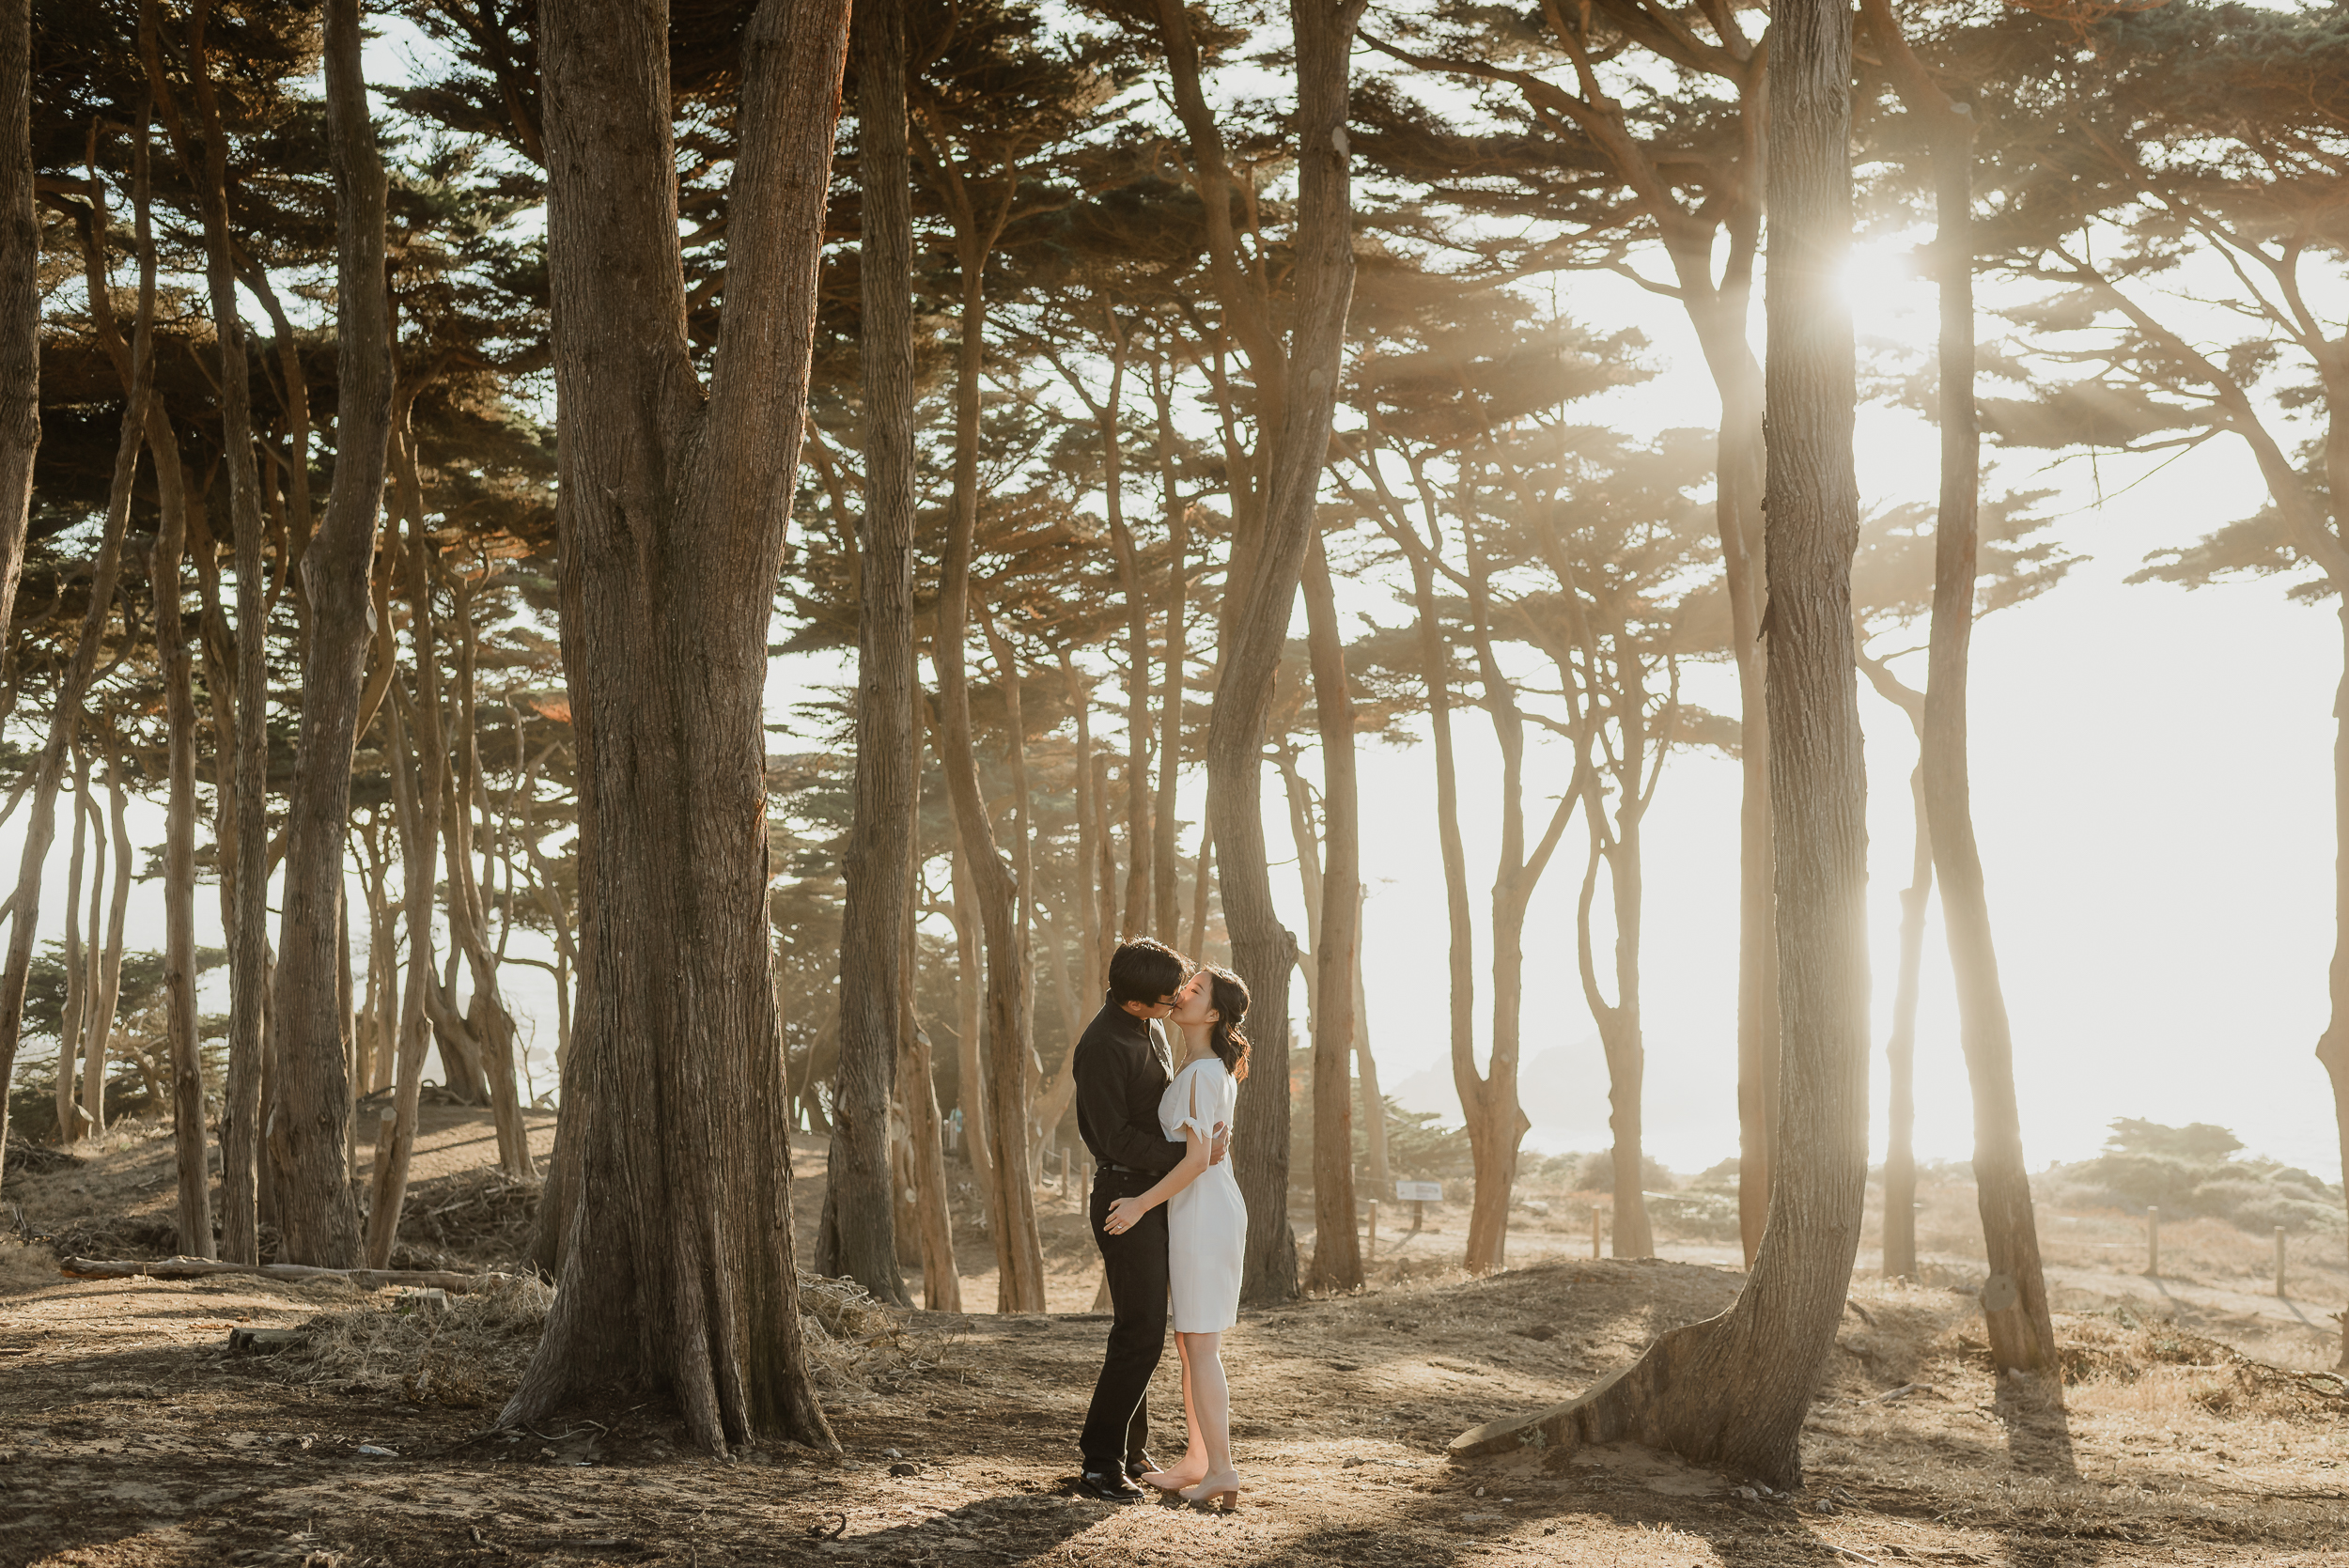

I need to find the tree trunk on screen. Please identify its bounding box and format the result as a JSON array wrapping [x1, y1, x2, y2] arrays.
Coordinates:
[[1920, 123, 2054, 1374], [1352, 899, 1388, 1194], [1152, 366, 1189, 944], [945, 837, 998, 1236], [932, 220, 1045, 1317], [1884, 761, 1929, 1281], [502, 0, 848, 1451], [362, 421, 444, 1269], [1191, 0, 1362, 1305], [1450, 0, 1867, 1484], [1301, 532, 1361, 1291], [267, 0, 388, 1267], [1063, 656, 1105, 988], [901, 842, 961, 1312], [2323, 612, 2349, 1370], [57, 755, 93, 1141], [823, 0, 918, 1306], [85, 742, 136, 1132], [0, 235, 151, 1172], [172, 6, 276, 1268], [0, 0, 34, 653], [153, 423, 212, 1258]]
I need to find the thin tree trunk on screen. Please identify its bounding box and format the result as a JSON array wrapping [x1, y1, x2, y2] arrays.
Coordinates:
[[1301, 532, 1361, 1291], [0, 216, 152, 1170], [901, 831, 960, 1312], [267, 0, 388, 1265], [945, 838, 998, 1234], [1352, 891, 1389, 1194], [822, 0, 918, 1306], [152, 410, 211, 1258], [363, 424, 443, 1270], [57, 753, 92, 1142], [164, 2, 275, 1268], [0, 0, 35, 654], [1188, 828, 1213, 962], [86, 742, 135, 1132], [932, 242, 1046, 1314], [1884, 752, 1930, 1281], [1152, 364, 1189, 944], [1920, 123, 2054, 1374], [1453, 0, 1867, 1482], [503, 0, 848, 1451], [1062, 655, 1105, 986]]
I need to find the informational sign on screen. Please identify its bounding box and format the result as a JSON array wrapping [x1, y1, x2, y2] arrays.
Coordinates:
[[1395, 1180, 1442, 1203]]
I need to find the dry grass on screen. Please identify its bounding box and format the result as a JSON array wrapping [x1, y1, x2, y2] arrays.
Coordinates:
[[272, 1268, 965, 1413]]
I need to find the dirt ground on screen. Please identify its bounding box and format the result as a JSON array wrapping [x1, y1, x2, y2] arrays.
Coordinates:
[[3, 1117, 2346, 1567]]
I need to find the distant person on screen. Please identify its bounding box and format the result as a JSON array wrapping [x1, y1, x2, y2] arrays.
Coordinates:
[[1105, 965, 1251, 1509], [1070, 938, 1226, 1502]]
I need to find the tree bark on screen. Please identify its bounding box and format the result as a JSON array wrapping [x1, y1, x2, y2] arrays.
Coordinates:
[[0, 0, 34, 653], [502, 0, 847, 1451], [822, 0, 918, 1307], [1151, 364, 1189, 945], [0, 210, 152, 1172], [1450, 0, 1867, 1483], [1301, 532, 1361, 1291], [86, 741, 136, 1132], [165, 1, 275, 1267], [1884, 759, 1929, 1281], [929, 180, 1046, 1316], [946, 835, 998, 1235], [57, 755, 94, 1141], [1918, 120, 2055, 1374], [1352, 891, 1389, 1194], [1186, 0, 1364, 1305], [153, 422, 212, 1258], [267, 0, 389, 1267]]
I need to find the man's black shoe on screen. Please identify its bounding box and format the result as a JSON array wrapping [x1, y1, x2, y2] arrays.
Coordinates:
[[1077, 1470, 1145, 1503], [1125, 1454, 1159, 1481]]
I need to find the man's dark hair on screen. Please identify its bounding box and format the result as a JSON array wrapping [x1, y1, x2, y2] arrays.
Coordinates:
[[1107, 938, 1186, 1006]]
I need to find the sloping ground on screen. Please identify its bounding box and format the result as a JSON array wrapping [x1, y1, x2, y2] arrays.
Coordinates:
[[1, 1245, 2344, 1568]]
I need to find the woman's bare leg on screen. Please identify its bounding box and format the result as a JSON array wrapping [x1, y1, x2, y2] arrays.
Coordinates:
[[1176, 1330, 1238, 1505], [1142, 1335, 1208, 1489]]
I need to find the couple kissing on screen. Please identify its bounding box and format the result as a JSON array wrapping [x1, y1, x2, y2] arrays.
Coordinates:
[[1071, 938, 1252, 1510]]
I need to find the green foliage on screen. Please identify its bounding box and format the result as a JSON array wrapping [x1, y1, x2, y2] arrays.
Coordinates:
[[2046, 1119, 2344, 1234]]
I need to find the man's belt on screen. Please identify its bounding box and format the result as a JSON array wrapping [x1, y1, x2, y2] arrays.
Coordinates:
[[1096, 1161, 1152, 1176]]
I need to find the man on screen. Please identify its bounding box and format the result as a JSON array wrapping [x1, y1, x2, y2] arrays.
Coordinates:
[[1071, 937, 1223, 1501]]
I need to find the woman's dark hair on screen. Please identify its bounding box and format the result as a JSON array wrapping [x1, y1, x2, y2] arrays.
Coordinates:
[[1202, 967, 1251, 1082], [1108, 937, 1186, 1006]]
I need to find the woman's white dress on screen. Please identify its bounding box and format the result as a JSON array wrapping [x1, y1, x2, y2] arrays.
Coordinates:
[[1159, 1056, 1246, 1333]]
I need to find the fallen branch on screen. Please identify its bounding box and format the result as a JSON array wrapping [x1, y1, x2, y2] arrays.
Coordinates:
[[60, 1256, 518, 1293]]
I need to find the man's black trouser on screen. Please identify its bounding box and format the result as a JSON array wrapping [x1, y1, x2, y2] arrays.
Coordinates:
[[1079, 1168, 1166, 1472]]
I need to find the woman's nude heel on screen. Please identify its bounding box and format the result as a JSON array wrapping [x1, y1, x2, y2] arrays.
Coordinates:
[[1179, 1474, 1240, 1510]]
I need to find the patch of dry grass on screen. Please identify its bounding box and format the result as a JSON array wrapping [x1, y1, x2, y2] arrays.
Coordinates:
[[273, 1269, 966, 1413], [0, 1237, 59, 1296]]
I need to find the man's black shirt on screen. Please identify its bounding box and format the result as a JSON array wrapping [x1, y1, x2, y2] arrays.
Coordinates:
[[1073, 996, 1181, 1175]]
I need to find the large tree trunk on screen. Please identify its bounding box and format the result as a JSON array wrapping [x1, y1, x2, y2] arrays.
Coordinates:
[[1301, 533, 1362, 1291], [1189, 0, 1362, 1305], [502, 0, 847, 1451], [946, 837, 998, 1235], [0, 0, 33, 653], [267, 0, 389, 1267], [1920, 124, 2055, 1374], [822, 0, 918, 1306], [1450, 0, 1867, 1484]]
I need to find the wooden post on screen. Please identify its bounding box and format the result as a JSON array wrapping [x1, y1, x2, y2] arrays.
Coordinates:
[[2146, 1205, 2159, 1278], [2276, 1227, 2287, 1299], [1591, 1206, 1603, 1260]]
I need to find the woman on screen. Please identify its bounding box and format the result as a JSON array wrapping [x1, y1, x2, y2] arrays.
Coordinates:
[[1103, 966, 1249, 1509]]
